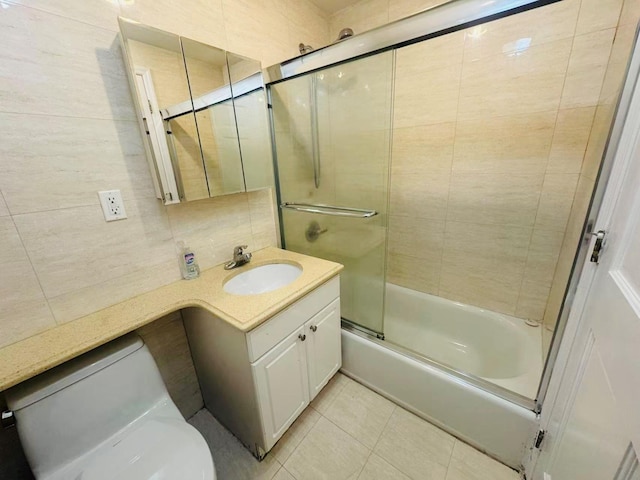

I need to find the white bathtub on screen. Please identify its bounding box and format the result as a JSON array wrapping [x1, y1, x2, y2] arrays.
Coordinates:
[[341, 283, 541, 470], [383, 283, 543, 399]]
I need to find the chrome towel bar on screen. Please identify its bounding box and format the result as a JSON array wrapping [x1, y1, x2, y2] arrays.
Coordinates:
[[281, 202, 377, 218]]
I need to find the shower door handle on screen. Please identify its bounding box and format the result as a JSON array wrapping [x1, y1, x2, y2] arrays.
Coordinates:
[[281, 202, 377, 218]]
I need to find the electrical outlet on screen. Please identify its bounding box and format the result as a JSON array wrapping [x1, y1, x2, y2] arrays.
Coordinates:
[[98, 190, 127, 222]]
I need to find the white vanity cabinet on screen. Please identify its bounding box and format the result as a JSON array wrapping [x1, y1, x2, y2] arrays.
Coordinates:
[[183, 276, 341, 459]]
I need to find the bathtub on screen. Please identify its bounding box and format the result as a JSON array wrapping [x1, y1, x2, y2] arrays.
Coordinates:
[[383, 283, 543, 399], [341, 283, 540, 469]]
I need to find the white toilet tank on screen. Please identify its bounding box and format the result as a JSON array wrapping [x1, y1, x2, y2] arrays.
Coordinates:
[[5, 334, 184, 479]]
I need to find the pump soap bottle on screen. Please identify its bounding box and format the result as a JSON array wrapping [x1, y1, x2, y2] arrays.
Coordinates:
[[177, 241, 200, 280]]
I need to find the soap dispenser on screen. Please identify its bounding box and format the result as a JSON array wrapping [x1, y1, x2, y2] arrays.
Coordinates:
[[177, 241, 200, 280]]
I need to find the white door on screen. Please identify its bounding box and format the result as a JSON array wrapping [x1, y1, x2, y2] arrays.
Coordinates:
[[532, 43, 640, 479], [305, 298, 342, 400], [253, 325, 309, 451]]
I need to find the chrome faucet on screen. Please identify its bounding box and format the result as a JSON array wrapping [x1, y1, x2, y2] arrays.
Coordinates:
[[224, 245, 252, 270]]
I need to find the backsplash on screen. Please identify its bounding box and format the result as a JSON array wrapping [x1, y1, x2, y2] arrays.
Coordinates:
[[0, 0, 331, 348]]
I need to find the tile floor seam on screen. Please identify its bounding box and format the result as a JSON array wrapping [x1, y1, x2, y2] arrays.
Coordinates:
[[318, 408, 373, 480], [276, 409, 322, 466], [318, 407, 373, 455], [370, 404, 398, 451]]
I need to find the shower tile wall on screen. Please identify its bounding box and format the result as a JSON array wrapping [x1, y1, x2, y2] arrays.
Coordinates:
[[387, 0, 637, 332]]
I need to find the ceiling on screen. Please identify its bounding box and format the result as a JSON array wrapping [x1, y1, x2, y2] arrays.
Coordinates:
[[308, 0, 360, 15]]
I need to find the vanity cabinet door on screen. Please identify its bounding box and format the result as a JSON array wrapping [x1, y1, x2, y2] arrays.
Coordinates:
[[305, 299, 342, 401], [253, 325, 309, 451]]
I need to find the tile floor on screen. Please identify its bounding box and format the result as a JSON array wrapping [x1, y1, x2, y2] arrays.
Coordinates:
[[188, 373, 521, 480]]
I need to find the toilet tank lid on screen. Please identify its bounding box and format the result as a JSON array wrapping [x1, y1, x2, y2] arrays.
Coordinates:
[[5, 334, 144, 411]]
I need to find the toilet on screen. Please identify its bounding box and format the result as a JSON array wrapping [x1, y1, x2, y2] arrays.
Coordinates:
[[4, 333, 215, 480]]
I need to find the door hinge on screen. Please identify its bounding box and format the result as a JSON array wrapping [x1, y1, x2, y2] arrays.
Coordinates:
[[148, 99, 154, 114], [590, 230, 606, 263], [534, 429, 546, 449]]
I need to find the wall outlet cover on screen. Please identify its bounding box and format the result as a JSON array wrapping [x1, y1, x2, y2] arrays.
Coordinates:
[[98, 190, 127, 222]]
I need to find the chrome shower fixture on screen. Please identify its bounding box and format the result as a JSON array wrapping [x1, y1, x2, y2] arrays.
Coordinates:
[[335, 28, 354, 42], [299, 43, 314, 54]]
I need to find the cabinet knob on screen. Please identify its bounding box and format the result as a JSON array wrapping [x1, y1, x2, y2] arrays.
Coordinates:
[[310, 325, 317, 332], [298, 334, 306, 341]]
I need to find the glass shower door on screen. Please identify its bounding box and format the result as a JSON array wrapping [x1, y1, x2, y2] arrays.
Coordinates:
[[270, 52, 394, 336]]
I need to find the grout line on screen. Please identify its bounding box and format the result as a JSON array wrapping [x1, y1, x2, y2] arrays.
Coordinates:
[[6, 202, 58, 325]]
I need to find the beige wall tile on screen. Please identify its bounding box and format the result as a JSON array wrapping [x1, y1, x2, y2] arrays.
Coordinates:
[[395, 30, 464, 70], [463, 0, 580, 62], [48, 260, 180, 323], [222, 0, 290, 64], [599, 24, 637, 106], [391, 123, 454, 176], [388, 253, 441, 295], [388, 0, 446, 23], [329, 0, 389, 39], [560, 29, 616, 109], [120, 0, 228, 50], [459, 39, 571, 121], [534, 174, 580, 232], [0, 5, 123, 79], [523, 229, 565, 286], [167, 193, 254, 270], [280, 0, 330, 50], [389, 173, 450, 222], [547, 107, 596, 174], [516, 281, 551, 321], [0, 193, 9, 217], [0, 218, 56, 348], [0, 114, 155, 214], [453, 112, 555, 175], [543, 175, 595, 328], [448, 173, 543, 227], [582, 103, 616, 180], [575, 0, 624, 35], [394, 63, 461, 128], [439, 222, 531, 315], [248, 189, 278, 250], [9, 0, 120, 31], [0, 58, 135, 121], [136, 311, 204, 418], [619, 0, 640, 26], [388, 216, 444, 261], [14, 201, 175, 299]]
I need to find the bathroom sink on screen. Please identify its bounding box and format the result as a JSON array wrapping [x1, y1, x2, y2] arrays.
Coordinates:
[[223, 263, 303, 295]]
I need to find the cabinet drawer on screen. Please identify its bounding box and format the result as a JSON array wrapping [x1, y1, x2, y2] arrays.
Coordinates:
[[247, 276, 340, 362]]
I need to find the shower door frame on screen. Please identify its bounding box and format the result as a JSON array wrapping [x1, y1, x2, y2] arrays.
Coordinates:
[[265, 0, 634, 412]]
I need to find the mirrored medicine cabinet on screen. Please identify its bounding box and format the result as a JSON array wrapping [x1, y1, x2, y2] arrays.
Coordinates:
[[118, 17, 274, 204]]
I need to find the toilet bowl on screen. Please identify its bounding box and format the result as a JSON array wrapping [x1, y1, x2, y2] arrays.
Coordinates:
[[5, 333, 215, 480]]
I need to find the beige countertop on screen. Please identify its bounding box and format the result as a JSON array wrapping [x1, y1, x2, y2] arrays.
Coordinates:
[[0, 247, 343, 392]]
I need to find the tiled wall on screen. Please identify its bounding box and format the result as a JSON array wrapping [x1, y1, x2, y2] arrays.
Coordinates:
[[329, 0, 445, 39], [542, 0, 640, 347], [386, 0, 636, 328], [0, 0, 331, 349]]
